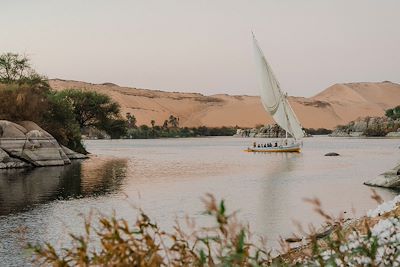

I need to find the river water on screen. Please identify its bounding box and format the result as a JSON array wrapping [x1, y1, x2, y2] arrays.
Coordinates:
[[0, 137, 399, 265]]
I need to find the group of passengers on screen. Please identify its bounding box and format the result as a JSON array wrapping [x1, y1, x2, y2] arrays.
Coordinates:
[[253, 142, 278, 148]]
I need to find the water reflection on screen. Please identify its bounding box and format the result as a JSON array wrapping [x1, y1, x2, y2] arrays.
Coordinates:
[[0, 157, 127, 216]]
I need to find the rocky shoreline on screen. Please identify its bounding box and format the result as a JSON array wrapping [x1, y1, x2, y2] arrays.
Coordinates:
[[364, 162, 400, 188], [0, 120, 87, 169], [234, 124, 291, 138], [330, 116, 400, 137]]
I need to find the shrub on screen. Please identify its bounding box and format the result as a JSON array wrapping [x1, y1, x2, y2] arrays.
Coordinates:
[[30, 194, 400, 266], [55, 89, 127, 139], [30, 194, 272, 266], [305, 128, 333, 135], [385, 105, 400, 120]]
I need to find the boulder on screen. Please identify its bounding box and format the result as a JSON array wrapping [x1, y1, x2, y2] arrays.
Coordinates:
[[18, 121, 53, 138], [349, 132, 364, 137], [61, 145, 88, 159], [325, 152, 340, 156], [0, 120, 85, 168], [0, 120, 27, 138], [386, 132, 400, 137], [329, 131, 350, 137], [331, 116, 400, 137], [364, 163, 400, 188], [0, 148, 31, 168]]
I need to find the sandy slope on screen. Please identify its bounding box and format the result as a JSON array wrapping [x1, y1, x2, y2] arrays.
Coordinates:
[[49, 80, 400, 129]]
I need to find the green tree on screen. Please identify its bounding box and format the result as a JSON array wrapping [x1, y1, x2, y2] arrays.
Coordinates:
[[126, 112, 136, 128], [162, 120, 169, 129], [168, 115, 179, 128], [0, 53, 46, 85], [385, 105, 400, 120], [104, 118, 127, 139], [55, 89, 126, 138], [43, 93, 85, 153], [150, 119, 156, 137]]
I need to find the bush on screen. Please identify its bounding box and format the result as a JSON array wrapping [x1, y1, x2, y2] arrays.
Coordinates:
[[305, 128, 333, 135], [43, 93, 86, 153], [0, 83, 51, 122], [55, 89, 127, 139], [30, 195, 272, 266], [124, 125, 236, 139], [30, 194, 400, 266], [385, 105, 400, 120]]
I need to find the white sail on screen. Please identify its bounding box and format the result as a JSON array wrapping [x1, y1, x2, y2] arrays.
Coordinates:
[[252, 34, 304, 139]]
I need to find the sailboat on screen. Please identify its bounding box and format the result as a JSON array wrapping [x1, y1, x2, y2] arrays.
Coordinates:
[[246, 33, 305, 153]]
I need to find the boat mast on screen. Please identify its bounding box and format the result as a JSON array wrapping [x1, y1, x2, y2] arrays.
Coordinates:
[[281, 92, 296, 141], [252, 32, 303, 140]]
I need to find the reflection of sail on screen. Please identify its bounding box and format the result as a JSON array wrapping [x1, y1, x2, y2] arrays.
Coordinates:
[[0, 158, 127, 216], [252, 34, 304, 139], [257, 153, 302, 246]]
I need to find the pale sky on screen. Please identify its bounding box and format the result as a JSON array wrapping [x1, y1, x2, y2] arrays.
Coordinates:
[[1, 0, 399, 96]]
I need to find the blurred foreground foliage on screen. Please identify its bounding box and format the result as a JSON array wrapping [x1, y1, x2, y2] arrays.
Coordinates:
[[30, 193, 400, 266]]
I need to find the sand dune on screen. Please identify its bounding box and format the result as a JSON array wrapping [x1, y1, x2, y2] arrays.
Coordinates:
[[49, 79, 400, 129]]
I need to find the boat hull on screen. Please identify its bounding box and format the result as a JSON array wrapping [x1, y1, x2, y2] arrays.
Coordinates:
[[245, 143, 301, 153]]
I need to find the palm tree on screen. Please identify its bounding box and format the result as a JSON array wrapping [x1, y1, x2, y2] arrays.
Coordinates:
[[126, 112, 136, 128], [150, 120, 156, 137], [168, 115, 179, 128], [162, 120, 169, 129]]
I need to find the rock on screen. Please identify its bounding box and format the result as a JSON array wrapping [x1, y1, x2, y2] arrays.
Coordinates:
[[0, 120, 27, 138], [325, 152, 340, 156], [234, 124, 293, 138], [364, 163, 400, 188], [331, 116, 400, 137], [61, 145, 88, 159], [349, 131, 364, 137], [312, 223, 338, 239], [0, 120, 85, 169], [329, 131, 350, 137], [386, 132, 400, 137], [0, 148, 31, 168], [285, 237, 303, 243], [18, 121, 53, 138]]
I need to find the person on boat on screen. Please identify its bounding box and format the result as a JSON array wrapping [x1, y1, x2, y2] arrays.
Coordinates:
[[253, 142, 256, 148], [264, 144, 267, 148], [274, 142, 278, 147], [284, 139, 288, 146], [257, 144, 260, 148]]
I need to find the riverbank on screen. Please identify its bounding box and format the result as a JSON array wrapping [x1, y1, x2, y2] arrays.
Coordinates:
[[234, 124, 329, 138], [85, 125, 237, 139], [330, 116, 400, 137], [279, 194, 400, 265]]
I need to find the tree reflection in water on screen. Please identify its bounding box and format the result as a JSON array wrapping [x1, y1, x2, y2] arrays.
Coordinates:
[[0, 157, 128, 216]]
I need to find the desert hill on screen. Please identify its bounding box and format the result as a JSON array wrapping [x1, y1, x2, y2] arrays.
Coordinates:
[[49, 79, 400, 129]]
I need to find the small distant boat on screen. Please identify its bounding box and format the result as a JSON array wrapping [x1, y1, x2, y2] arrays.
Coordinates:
[[247, 33, 305, 153], [246, 142, 301, 153]]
